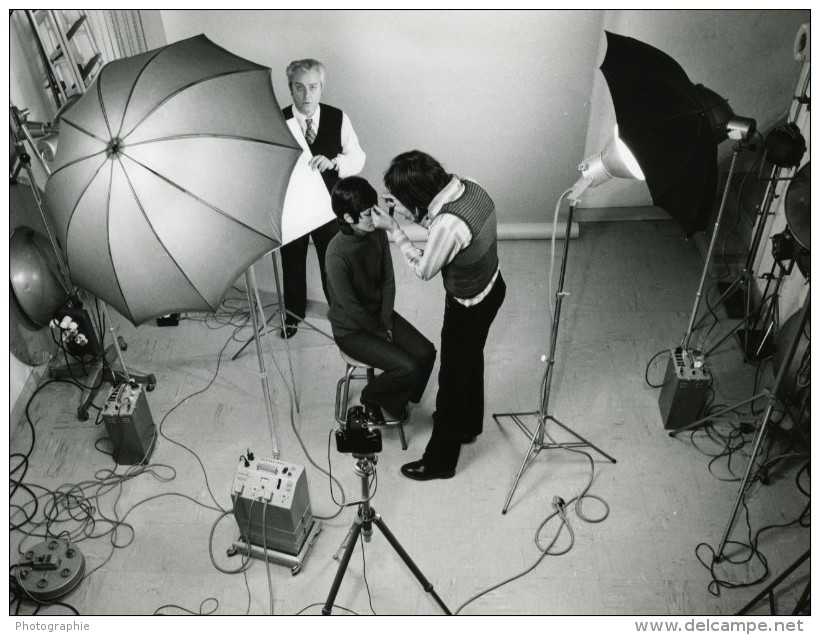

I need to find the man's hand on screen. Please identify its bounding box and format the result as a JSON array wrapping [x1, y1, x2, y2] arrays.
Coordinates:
[[308, 155, 336, 172], [372, 205, 399, 232]]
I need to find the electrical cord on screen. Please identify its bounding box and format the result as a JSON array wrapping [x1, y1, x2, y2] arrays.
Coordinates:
[[250, 285, 349, 519], [644, 348, 671, 388], [326, 432, 378, 509], [261, 501, 275, 615], [295, 603, 360, 616], [455, 435, 609, 614], [547, 188, 574, 323], [360, 533, 376, 615], [153, 598, 219, 615]]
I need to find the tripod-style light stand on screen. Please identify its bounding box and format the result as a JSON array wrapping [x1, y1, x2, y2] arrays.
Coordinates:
[[694, 57, 809, 362], [494, 126, 643, 514]]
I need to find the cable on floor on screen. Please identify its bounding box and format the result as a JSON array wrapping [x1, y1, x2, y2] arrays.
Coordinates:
[[455, 435, 609, 614]]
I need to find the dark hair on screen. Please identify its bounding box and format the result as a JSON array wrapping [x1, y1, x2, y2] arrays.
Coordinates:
[[384, 150, 451, 220], [331, 177, 377, 234]]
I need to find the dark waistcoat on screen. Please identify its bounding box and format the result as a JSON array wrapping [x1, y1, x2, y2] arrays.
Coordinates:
[[283, 103, 343, 194], [439, 180, 499, 299]]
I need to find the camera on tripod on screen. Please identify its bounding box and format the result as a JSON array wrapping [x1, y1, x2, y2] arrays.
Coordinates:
[[335, 405, 382, 454]]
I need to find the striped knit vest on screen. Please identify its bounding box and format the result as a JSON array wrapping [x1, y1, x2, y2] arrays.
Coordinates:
[[439, 180, 498, 299]]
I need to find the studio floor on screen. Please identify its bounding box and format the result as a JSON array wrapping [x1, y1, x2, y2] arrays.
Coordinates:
[[9, 219, 810, 616]]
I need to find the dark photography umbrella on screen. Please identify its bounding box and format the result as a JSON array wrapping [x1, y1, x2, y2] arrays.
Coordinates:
[[44, 35, 303, 325], [600, 31, 734, 236]]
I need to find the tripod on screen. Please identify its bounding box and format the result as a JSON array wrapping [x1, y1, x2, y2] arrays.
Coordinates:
[[494, 198, 616, 515], [322, 453, 451, 615], [231, 252, 333, 361], [704, 251, 788, 362], [700, 167, 804, 362], [669, 236, 804, 439], [711, 289, 809, 560]]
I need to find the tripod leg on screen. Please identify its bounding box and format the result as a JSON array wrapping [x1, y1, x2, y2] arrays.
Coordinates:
[[372, 514, 452, 615], [550, 415, 617, 463], [502, 419, 542, 514], [333, 521, 358, 560], [272, 253, 300, 412], [669, 392, 768, 437], [230, 309, 278, 361], [323, 518, 363, 615]]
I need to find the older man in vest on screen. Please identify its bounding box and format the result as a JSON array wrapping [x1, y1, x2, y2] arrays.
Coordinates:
[[279, 59, 366, 338], [372, 150, 506, 480]]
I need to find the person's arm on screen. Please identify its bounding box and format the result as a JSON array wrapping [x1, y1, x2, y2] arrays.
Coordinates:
[[375, 212, 468, 281], [379, 231, 396, 337], [333, 113, 366, 177], [326, 253, 385, 335]]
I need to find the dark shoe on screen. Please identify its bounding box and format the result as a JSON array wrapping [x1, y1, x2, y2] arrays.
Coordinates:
[[460, 434, 478, 444], [279, 317, 299, 339], [400, 459, 455, 481], [360, 396, 386, 426], [279, 325, 298, 339]]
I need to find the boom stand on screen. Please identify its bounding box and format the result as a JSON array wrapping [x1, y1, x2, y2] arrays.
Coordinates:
[[493, 199, 616, 515], [712, 289, 809, 561], [322, 454, 451, 615]]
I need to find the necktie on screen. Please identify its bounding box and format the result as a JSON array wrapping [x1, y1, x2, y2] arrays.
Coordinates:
[[305, 118, 316, 144]]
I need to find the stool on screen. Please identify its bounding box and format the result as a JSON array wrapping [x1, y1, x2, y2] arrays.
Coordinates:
[[335, 351, 408, 450]]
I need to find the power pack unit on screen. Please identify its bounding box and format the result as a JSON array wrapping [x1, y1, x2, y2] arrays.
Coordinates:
[[658, 348, 711, 430], [231, 456, 316, 558], [101, 383, 156, 465]]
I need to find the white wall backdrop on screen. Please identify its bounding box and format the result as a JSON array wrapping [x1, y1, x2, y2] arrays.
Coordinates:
[[159, 9, 604, 225]]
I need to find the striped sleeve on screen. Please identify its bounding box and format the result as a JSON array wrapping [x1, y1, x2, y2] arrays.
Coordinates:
[[390, 214, 471, 281]]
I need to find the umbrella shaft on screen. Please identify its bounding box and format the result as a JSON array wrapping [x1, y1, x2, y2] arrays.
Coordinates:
[[245, 268, 280, 459], [101, 302, 131, 382]]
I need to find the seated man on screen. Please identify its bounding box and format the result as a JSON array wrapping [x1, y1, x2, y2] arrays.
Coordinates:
[[326, 176, 436, 424]]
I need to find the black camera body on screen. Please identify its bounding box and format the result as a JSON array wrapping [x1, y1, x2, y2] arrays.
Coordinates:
[[335, 406, 382, 454]]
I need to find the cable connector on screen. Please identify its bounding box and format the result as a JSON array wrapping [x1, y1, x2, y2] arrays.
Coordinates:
[[552, 496, 566, 511]]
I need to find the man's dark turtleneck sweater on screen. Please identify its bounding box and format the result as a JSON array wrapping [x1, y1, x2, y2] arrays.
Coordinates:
[[325, 229, 396, 339]]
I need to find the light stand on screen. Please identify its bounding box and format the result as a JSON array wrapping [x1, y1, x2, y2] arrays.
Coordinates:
[[494, 129, 638, 514], [11, 103, 157, 417], [711, 289, 809, 561], [244, 265, 282, 458], [695, 68, 808, 357], [231, 252, 335, 414], [322, 453, 451, 615], [658, 119, 757, 431], [668, 217, 805, 440], [9, 104, 72, 296], [231, 252, 333, 360], [681, 142, 745, 353], [494, 197, 616, 514]]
